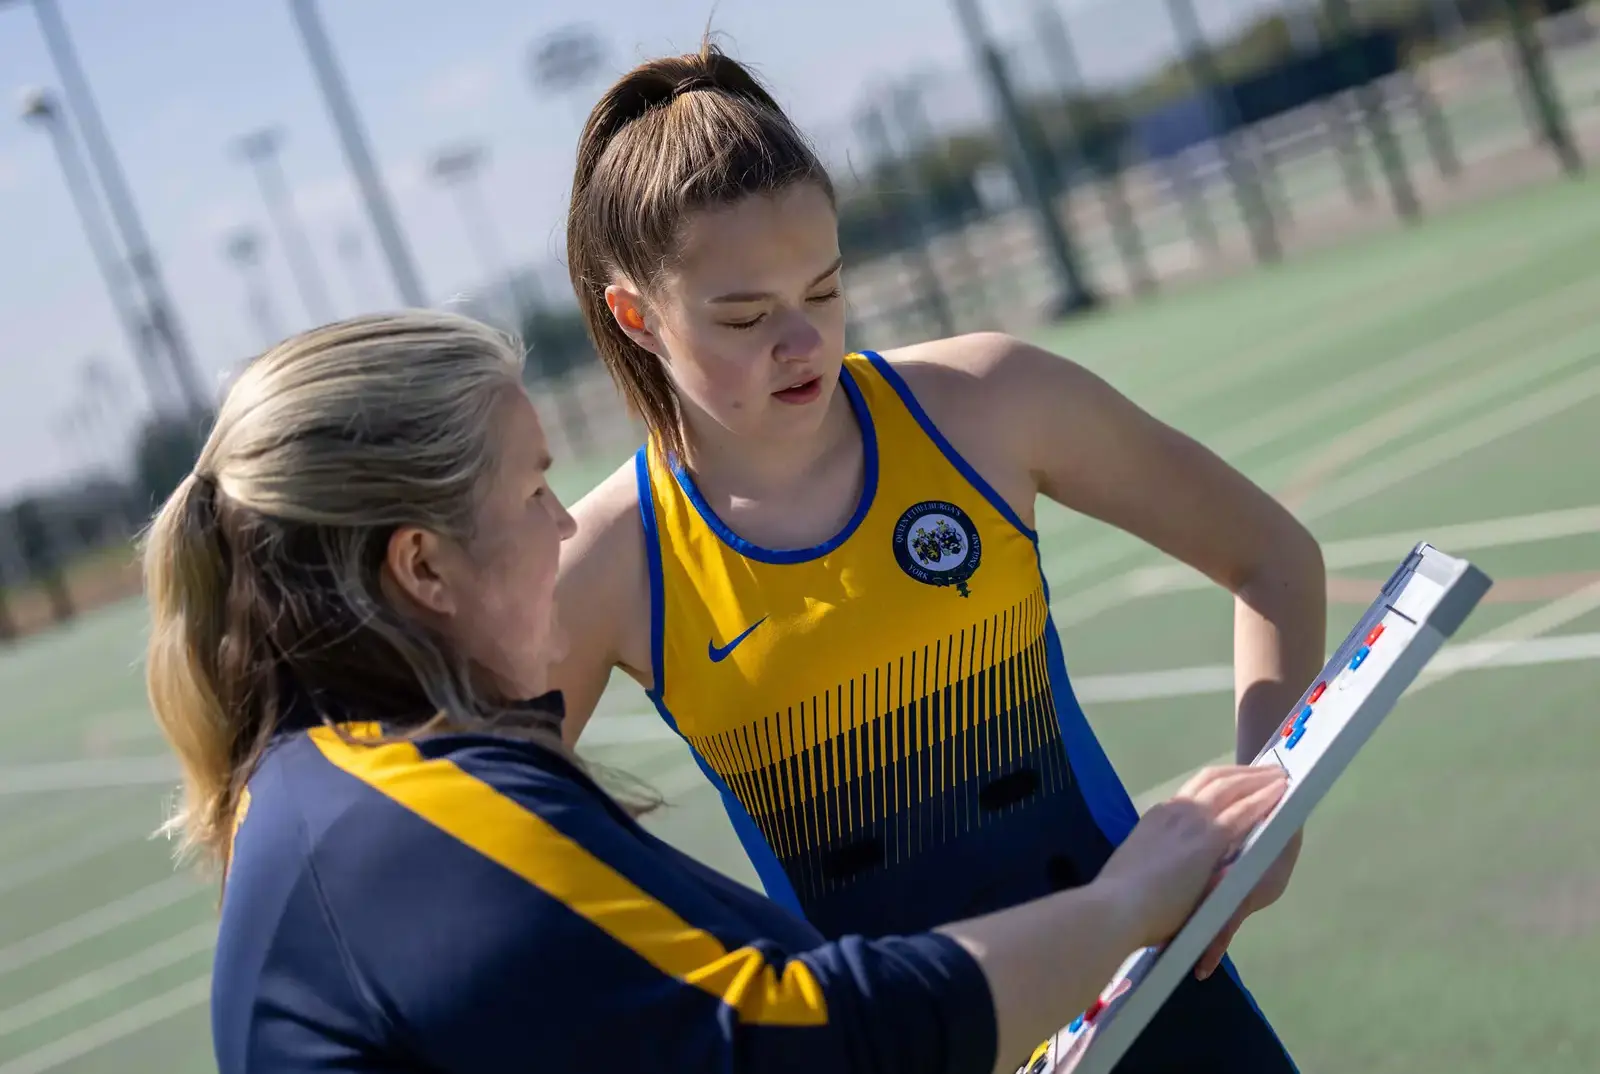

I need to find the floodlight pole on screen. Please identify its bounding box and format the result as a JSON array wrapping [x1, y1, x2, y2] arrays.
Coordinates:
[[429, 144, 545, 316], [1321, 0, 1422, 221], [19, 86, 175, 415], [856, 97, 957, 340], [235, 126, 335, 325], [1497, 0, 1582, 175], [948, 0, 1097, 316], [224, 228, 287, 349], [288, 0, 429, 308], [1032, 0, 1155, 296], [1162, 0, 1283, 263], [887, 75, 997, 322], [28, 0, 210, 416]]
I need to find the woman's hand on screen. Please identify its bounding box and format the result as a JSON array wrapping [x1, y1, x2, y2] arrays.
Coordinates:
[[934, 764, 1286, 1074], [1097, 765, 1287, 950]]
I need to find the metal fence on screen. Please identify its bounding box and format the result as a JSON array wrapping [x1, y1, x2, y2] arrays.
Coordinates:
[[3, 0, 1595, 641], [828, 0, 1594, 352]]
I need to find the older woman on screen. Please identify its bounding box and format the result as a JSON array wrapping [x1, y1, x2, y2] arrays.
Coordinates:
[[143, 309, 1284, 1074]]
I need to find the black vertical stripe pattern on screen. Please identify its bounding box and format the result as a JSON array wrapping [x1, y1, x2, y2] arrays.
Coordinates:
[[681, 586, 1073, 910]]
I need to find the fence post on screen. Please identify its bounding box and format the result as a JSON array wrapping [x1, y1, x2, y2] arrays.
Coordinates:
[[1162, 0, 1282, 264], [949, 0, 1099, 316], [1287, 5, 1376, 207], [1407, 72, 1463, 179], [887, 79, 999, 325], [522, 308, 593, 459], [1499, 0, 1583, 175], [12, 501, 75, 627], [1032, 0, 1156, 297], [1321, 0, 1422, 222], [857, 99, 958, 341]]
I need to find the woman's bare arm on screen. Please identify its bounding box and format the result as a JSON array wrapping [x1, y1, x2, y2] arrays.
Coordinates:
[[890, 332, 1324, 977]]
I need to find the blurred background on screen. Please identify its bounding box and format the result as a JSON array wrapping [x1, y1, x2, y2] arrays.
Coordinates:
[[1, 1, 1597, 1071]]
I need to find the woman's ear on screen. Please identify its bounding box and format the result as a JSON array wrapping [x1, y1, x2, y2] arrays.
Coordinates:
[[605, 283, 664, 357], [383, 525, 457, 619]]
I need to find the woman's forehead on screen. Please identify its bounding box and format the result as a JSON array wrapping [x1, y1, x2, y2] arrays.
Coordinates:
[[669, 186, 839, 295], [492, 392, 551, 472]]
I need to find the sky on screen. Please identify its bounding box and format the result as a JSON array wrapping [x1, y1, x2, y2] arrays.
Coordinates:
[[0, 0, 1285, 497]]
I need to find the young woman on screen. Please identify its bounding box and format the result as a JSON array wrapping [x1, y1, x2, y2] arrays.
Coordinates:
[[554, 42, 1327, 1072], [143, 309, 1285, 1074]]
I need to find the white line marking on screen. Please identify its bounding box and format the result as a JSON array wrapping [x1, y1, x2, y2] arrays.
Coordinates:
[[1132, 578, 1600, 811], [0, 764, 731, 1071], [0, 923, 215, 1040], [5, 267, 1596, 1063], [1277, 310, 1600, 507], [577, 720, 681, 747], [6, 601, 1592, 1069], [1299, 362, 1600, 521], [0, 821, 157, 897], [1128, 254, 1524, 417], [1035, 272, 1600, 589], [1074, 631, 1600, 704], [1077, 666, 1237, 704], [1056, 344, 1600, 631], [1209, 274, 1600, 465], [599, 629, 1600, 806], [0, 974, 211, 1074], [0, 794, 138, 861], [581, 622, 1600, 749], [0, 875, 207, 979], [81, 708, 163, 746], [1319, 505, 1600, 571], [1418, 579, 1600, 686], [20, 501, 1595, 791], [651, 760, 724, 801], [0, 758, 177, 797], [1096, 503, 1600, 604]]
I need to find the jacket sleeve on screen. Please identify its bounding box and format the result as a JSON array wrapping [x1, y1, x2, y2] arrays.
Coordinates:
[[310, 737, 999, 1074]]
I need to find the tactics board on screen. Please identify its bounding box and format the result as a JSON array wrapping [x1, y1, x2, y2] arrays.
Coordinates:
[[1026, 542, 1492, 1074]]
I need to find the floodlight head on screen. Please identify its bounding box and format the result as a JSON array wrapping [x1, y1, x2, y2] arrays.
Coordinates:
[[18, 85, 58, 124], [235, 126, 285, 162], [528, 24, 605, 94], [428, 144, 484, 184], [224, 227, 263, 265]]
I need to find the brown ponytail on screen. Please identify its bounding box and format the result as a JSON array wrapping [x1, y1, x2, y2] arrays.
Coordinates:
[[566, 36, 834, 460]]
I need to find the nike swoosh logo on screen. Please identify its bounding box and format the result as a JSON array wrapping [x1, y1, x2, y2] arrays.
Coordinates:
[[708, 617, 767, 663]]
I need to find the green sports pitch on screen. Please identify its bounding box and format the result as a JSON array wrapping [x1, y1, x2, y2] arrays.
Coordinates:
[[2, 172, 1597, 1074]]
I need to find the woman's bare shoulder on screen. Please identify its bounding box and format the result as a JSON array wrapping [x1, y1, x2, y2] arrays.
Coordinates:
[[873, 333, 1049, 523], [557, 458, 653, 693]]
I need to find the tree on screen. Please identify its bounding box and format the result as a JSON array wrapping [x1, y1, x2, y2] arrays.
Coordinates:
[[9, 498, 74, 622], [518, 304, 598, 384], [133, 412, 213, 511]]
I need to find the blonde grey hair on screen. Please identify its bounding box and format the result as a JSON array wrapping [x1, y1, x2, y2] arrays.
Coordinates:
[[143, 310, 546, 873]]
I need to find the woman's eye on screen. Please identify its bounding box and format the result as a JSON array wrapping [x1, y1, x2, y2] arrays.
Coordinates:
[[722, 289, 836, 329]]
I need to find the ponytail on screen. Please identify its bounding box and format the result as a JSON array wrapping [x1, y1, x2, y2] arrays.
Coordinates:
[[140, 311, 573, 877], [142, 471, 243, 873]]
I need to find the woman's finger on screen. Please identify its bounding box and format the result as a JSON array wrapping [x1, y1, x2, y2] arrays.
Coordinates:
[[1214, 771, 1289, 838], [1190, 767, 1286, 819]]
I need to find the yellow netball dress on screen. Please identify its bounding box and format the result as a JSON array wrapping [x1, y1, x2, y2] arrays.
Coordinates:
[[634, 353, 1299, 1072], [635, 350, 1138, 937]]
